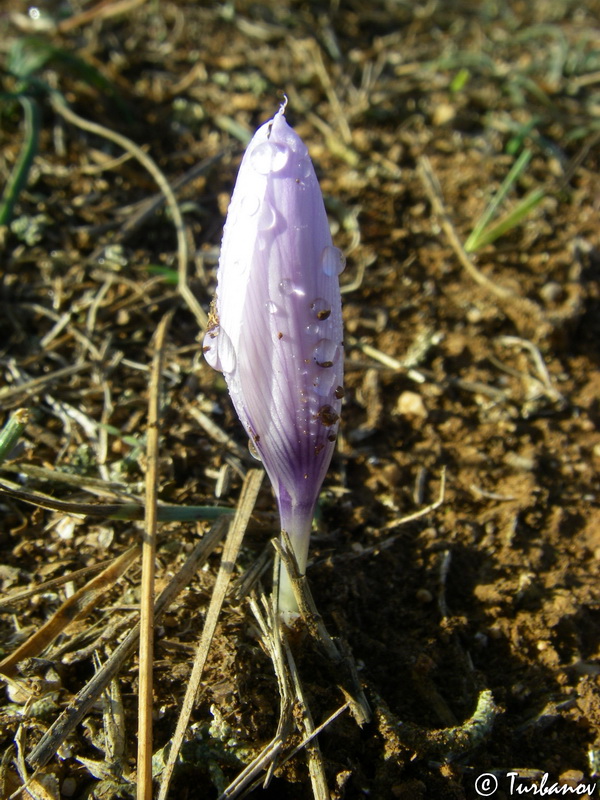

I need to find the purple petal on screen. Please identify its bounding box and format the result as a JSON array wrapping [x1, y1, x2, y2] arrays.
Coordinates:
[[204, 104, 344, 608]]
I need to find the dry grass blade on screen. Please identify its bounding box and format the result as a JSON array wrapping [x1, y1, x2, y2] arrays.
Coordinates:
[[0, 476, 233, 523], [157, 468, 264, 800], [0, 558, 129, 611], [27, 519, 228, 771], [283, 638, 329, 800], [0, 546, 139, 679], [0, 364, 91, 407], [138, 310, 172, 800]]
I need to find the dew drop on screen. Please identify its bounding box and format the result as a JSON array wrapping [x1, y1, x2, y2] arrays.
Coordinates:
[[248, 438, 262, 461], [299, 157, 313, 179], [321, 246, 346, 277], [202, 328, 221, 370], [309, 298, 331, 320], [312, 370, 337, 397], [267, 300, 279, 314], [241, 194, 260, 216], [313, 338, 341, 368], [251, 141, 289, 175], [278, 279, 305, 297], [257, 201, 276, 231], [215, 327, 236, 374]]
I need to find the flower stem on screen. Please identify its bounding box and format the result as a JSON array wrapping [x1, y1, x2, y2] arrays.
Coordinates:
[[277, 504, 313, 615]]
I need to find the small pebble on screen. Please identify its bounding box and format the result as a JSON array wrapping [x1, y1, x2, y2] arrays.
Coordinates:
[[395, 391, 428, 419], [540, 281, 564, 304]]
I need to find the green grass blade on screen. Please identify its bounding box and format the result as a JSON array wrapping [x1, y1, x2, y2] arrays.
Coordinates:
[[0, 96, 40, 226], [467, 188, 546, 251], [0, 409, 30, 464], [465, 148, 533, 252]]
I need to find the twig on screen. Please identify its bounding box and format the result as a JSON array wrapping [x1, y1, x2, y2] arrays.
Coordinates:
[[138, 311, 172, 800], [26, 519, 228, 770], [157, 469, 264, 800]]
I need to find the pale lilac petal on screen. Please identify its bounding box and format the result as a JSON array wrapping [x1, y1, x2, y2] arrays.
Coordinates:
[[203, 104, 344, 612]]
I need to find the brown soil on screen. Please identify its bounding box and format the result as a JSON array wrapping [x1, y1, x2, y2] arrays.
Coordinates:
[[0, 1, 599, 799]]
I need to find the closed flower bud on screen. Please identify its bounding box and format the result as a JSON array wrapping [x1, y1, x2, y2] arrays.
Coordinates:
[[203, 102, 344, 614]]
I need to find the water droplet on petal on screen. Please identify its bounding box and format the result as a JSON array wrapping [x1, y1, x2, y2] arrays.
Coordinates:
[[312, 370, 337, 397], [257, 201, 276, 231], [202, 328, 221, 370], [310, 298, 331, 320], [299, 157, 313, 179], [217, 327, 236, 374], [251, 141, 289, 175], [321, 245, 346, 277], [248, 438, 262, 461], [267, 300, 279, 314], [313, 338, 341, 368], [241, 194, 260, 216], [279, 280, 305, 298]]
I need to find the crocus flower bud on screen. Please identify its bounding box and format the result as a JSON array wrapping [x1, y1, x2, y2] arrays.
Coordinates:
[[203, 102, 344, 614]]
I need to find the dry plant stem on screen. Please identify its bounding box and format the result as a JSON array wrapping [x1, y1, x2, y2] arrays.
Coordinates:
[[217, 738, 284, 800], [283, 637, 330, 800], [0, 461, 134, 497], [417, 156, 547, 330], [498, 335, 565, 405], [138, 311, 172, 800], [0, 545, 139, 678], [0, 363, 91, 406], [0, 557, 129, 611], [275, 533, 371, 726], [56, 0, 147, 32], [48, 93, 207, 330], [345, 334, 426, 383], [27, 519, 228, 770], [158, 468, 264, 800]]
